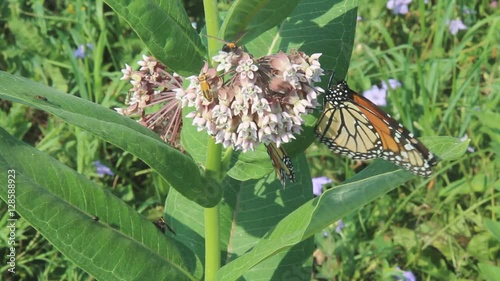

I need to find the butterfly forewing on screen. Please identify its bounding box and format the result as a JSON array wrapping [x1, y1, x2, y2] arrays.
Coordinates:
[[316, 104, 382, 159]]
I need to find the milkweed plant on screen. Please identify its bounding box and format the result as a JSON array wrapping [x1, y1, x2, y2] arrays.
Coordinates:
[[0, 0, 463, 280]]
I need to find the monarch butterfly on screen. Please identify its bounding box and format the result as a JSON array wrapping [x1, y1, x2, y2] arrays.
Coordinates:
[[315, 79, 437, 176], [154, 217, 176, 235], [265, 142, 296, 187]]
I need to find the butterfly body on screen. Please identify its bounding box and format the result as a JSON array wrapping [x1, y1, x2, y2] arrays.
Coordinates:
[[315, 80, 437, 176]]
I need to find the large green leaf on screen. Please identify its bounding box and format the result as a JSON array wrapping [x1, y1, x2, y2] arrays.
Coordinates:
[[244, 0, 359, 77], [214, 136, 465, 280], [0, 71, 221, 208], [219, 0, 301, 43], [165, 153, 313, 279], [104, 0, 206, 76], [0, 127, 203, 281]]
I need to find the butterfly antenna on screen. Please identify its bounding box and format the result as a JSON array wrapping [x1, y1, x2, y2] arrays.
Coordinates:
[[327, 71, 336, 89]]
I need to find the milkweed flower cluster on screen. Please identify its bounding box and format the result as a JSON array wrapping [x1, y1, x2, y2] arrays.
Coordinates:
[[179, 47, 324, 152], [116, 55, 184, 147]]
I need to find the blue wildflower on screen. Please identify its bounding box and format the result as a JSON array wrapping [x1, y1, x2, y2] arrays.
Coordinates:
[[387, 0, 412, 15], [448, 19, 467, 35], [73, 43, 94, 59], [396, 267, 416, 281], [403, 270, 416, 281], [312, 176, 332, 196], [363, 85, 387, 106], [93, 161, 114, 177]]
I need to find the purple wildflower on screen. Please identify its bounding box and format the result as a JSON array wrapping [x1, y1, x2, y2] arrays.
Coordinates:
[[335, 219, 345, 234], [381, 79, 402, 90], [363, 85, 387, 106], [448, 19, 467, 35], [402, 271, 416, 281], [312, 176, 332, 196], [387, 0, 412, 15], [93, 161, 114, 177], [395, 267, 416, 281], [73, 43, 94, 59]]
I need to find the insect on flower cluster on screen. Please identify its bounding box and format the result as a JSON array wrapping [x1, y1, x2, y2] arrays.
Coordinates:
[[180, 45, 324, 152]]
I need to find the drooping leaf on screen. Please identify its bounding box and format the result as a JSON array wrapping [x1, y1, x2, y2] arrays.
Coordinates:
[[104, 0, 206, 75], [0, 71, 222, 208], [0, 127, 203, 281]]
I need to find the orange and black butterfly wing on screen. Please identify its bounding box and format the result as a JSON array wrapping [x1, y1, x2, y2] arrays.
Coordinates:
[[265, 142, 296, 188], [351, 91, 437, 176], [315, 81, 383, 160], [315, 100, 382, 160]]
